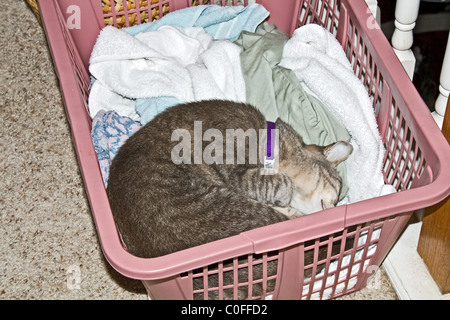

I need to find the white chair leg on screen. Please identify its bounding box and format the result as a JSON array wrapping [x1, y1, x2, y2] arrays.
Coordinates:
[[432, 32, 450, 129], [391, 0, 421, 79]]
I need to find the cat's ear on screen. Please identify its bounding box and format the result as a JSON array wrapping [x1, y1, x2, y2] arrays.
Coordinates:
[[275, 118, 289, 134], [323, 141, 353, 166]]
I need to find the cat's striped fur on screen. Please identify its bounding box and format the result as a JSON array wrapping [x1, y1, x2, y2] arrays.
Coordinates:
[[107, 100, 353, 259]]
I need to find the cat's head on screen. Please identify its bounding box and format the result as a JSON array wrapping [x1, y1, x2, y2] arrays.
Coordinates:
[[277, 120, 353, 215], [290, 141, 353, 214]]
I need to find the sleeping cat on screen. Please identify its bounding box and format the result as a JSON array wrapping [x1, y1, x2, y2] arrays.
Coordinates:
[[107, 100, 352, 298], [107, 100, 352, 258]]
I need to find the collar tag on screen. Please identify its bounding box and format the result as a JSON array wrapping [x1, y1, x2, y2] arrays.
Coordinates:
[[264, 121, 276, 170]]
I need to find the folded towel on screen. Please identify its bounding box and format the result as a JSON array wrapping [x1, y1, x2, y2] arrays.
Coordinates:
[[280, 24, 393, 204], [199, 40, 246, 102], [124, 4, 270, 42], [89, 25, 246, 124], [89, 25, 203, 101]]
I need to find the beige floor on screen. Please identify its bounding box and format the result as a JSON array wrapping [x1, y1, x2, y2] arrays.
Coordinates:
[[0, 0, 398, 300]]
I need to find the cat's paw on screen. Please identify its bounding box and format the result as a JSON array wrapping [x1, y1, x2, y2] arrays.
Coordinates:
[[270, 174, 293, 207], [272, 206, 304, 219]]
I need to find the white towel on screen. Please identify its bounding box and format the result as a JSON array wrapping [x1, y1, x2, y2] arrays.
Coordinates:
[[280, 24, 393, 204], [199, 40, 246, 102], [88, 25, 246, 122]]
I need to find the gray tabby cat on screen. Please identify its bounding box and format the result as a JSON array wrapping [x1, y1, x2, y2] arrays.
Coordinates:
[[107, 100, 352, 260]]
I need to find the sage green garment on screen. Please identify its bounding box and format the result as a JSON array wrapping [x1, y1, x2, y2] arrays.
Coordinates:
[[234, 23, 351, 200]]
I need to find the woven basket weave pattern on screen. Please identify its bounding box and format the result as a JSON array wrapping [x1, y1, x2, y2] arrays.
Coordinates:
[[27, 0, 246, 27], [102, 0, 169, 27], [25, 0, 41, 24], [101, 0, 246, 28]]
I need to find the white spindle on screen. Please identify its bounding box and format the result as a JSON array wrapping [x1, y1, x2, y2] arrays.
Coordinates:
[[432, 32, 450, 129], [391, 0, 421, 79]]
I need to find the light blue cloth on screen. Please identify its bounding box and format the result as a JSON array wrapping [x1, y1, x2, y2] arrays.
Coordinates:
[[124, 4, 269, 42], [91, 110, 142, 186], [135, 96, 181, 125], [120, 4, 269, 125]]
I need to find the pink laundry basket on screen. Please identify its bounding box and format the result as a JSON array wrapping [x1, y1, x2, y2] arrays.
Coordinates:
[[37, 0, 450, 300]]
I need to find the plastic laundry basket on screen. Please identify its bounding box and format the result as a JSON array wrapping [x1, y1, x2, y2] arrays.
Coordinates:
[[37, 0, 450, 300]]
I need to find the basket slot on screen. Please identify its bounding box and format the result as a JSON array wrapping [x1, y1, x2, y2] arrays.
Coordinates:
[[300, 220, 383, 300], [181, 251, 280, 300], [345, 19, 384, 116], [383, 97, 428, 191], [342, 222, 380, 292], [297, 0, 340, 35], [344, 13, 431, 194]]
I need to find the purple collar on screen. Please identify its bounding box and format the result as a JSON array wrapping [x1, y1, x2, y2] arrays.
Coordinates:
[[266, 121, 276, 160]]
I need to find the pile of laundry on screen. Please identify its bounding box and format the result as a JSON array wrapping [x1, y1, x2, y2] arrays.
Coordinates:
[[89, 4, 395, 204]]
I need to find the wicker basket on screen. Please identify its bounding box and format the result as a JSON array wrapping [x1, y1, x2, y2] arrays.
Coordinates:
[[28, 0, 248, 28], [25, 0, 166, 27], [102, 0, 168, 27], [25, 0, 41, 24], [100, 1, 244, 28]]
